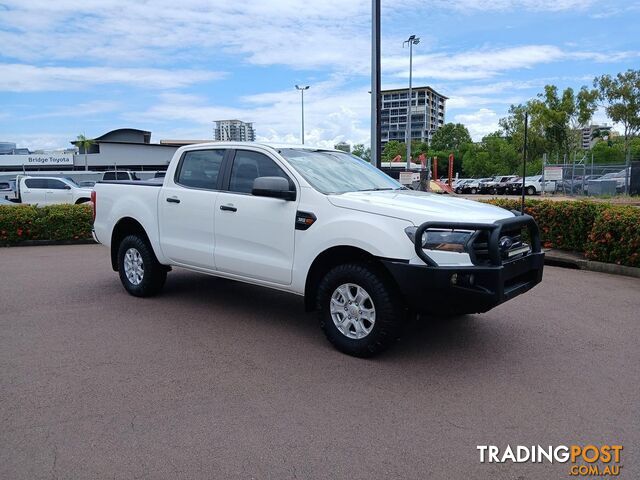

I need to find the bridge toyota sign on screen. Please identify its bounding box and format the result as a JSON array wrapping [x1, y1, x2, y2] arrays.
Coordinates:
[[0, 153, 74, 167]]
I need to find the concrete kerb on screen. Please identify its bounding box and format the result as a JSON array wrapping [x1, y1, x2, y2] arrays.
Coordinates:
[[544, 249, 640, 279]]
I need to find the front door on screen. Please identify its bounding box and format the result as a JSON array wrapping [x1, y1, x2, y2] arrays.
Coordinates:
[[45, 179, 73, 204], [158, 148, 226, 270], [214, 149, 298, 285]]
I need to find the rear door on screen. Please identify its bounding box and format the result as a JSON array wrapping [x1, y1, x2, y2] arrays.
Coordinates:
[[158, 148, 227, 270], [213, 148, 298, 285], [22, 178, 47, 204], [45, 179, 73, 204]]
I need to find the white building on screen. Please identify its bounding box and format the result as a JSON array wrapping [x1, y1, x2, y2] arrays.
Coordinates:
[[380, 86, 447, 148], [214, 120, 256, 142]]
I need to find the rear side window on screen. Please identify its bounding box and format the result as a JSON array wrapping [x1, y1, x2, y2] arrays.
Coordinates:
[[24, 178, 47, 189], [116, 172, 130, 180], [228, 150, 290, 194], [176, 149, 224, 189], [103, 172, 115, 180]]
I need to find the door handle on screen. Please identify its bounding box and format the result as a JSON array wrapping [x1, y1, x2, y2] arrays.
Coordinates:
[[220, 204, 237, 212], [166, 197, 180, 203]]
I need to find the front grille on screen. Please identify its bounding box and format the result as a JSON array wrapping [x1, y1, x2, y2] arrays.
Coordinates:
[[470, 231, 491, 265], [499, 226, 531, 261], [470, 227, 531, 266]]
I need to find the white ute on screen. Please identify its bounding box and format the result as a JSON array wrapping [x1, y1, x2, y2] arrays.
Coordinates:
[[17, 176, 93, 205], [93, 143, 544, 356]]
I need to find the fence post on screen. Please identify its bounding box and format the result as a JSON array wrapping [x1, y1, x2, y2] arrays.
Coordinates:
[[625, 152, 631, 195], [541, 153, 546, 196]]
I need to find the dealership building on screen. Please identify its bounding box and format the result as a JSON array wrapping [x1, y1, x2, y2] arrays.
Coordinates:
[[0, 129, 210, 180]]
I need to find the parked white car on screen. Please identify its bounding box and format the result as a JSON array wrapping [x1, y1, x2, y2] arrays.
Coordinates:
[[93, 143, 544, 357], [506, 175, 556, 195], [17, 176, 93, 205]]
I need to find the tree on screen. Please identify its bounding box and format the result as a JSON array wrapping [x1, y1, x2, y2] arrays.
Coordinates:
[[351, 143, 371, 162], [381, 140, 405, 161], [528, 85, 598, 153], [75, 134, 94, 171], [430, 123, 472, 152], [594, 69, 640, 158]]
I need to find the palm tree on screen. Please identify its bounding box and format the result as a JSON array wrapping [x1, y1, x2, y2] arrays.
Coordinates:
[[76, 134, 94, 171]]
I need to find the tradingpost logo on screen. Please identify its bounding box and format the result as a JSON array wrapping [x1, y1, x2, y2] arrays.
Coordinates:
[[477, 444, 623, 476]]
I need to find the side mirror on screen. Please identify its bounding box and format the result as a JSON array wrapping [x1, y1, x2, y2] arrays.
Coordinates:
[[252, 176, 296, 201], [64, 185, 71, 190]]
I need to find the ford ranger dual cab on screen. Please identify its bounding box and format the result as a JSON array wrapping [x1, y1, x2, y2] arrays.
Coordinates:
[[92, 143, 544, 357]]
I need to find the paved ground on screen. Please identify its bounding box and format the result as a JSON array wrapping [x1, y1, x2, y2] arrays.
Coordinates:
[[1, 245, 638, 479]]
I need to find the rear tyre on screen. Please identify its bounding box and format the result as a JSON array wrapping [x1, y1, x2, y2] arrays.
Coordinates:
[[117, 234, 167, 297], [470, 187, 477, 194], [317, 263, 403, 357]]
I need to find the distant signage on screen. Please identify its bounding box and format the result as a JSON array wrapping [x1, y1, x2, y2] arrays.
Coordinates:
[[544, 166, 563, 181], [399, 171, 420, 185], [0, 153, 74, 167]]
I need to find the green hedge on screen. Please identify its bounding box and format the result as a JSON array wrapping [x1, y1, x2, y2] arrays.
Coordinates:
[[485, 199, 640, 267], [0, 204, 93, 244]]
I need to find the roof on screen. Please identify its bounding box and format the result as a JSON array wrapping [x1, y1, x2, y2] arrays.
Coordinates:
[[381, 85, 448, 100], [71, 128, 152, 146], [174, 141, 340, 152], [93, 128, 151, 142]]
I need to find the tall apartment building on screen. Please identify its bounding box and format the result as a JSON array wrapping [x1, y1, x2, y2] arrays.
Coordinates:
[[580, 124, 611, 149], [380, 86, 447, 148], [214, 120, 256, 142]]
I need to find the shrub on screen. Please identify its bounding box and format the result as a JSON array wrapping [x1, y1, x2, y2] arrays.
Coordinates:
[[484, 198, 640, 267], [585, 206, 640, 267], [0, 204, 93, 245]]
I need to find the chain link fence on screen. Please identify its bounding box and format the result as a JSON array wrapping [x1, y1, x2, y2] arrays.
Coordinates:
[[541, 152, 639, 196]]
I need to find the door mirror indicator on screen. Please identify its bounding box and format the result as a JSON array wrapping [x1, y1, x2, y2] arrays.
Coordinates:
[[252, 176, 296, 201]]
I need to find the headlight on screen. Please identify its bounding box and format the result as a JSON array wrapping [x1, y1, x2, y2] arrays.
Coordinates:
[[405, 226, 474, 253]]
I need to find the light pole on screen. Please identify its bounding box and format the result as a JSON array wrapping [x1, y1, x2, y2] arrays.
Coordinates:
[[403, 35, 420, 171], [295, 85, 309, 144], [371, 0, 381, 168]]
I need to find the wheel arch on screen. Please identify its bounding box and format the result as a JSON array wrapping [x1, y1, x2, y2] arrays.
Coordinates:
[[110, 217, 153, 271], [303, 245, 395, 312]]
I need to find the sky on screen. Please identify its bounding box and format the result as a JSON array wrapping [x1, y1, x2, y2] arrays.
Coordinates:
[[1, 0, 639, 150]]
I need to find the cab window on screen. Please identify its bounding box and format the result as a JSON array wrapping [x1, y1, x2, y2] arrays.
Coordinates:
[[228, 150, 291, 194], [24, 178, 47, 189], [47, 179, 68, 189], [176, 149, 224, 190]]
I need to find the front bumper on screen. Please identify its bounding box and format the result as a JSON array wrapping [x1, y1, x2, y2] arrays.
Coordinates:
[[382, 214, 544, 315], [382, 252, 544, 315]]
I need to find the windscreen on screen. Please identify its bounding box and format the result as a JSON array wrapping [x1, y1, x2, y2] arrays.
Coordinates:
[[279, 149, 402, 194]]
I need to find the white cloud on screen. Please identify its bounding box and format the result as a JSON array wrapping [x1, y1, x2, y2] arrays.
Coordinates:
[[0, 64, 224, 92], [429, 0, 598, 12], [123, 78, 372, 148], [25, 101, 122, 119], [385, 45, 639, 82], [454, 108, 500, 141]]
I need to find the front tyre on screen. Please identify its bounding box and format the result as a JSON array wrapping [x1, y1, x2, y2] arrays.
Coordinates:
[[317, 263, 403, 357], [117, 235, 167, 297]]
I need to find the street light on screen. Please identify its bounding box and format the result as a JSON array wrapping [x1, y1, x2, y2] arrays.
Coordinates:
[[295, 85, 310, 144], [403, 35, 420, 171]]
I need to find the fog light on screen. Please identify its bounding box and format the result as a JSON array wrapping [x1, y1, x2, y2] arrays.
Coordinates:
[[468, 274, 475, 286], [450, 273, 458, 285]]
